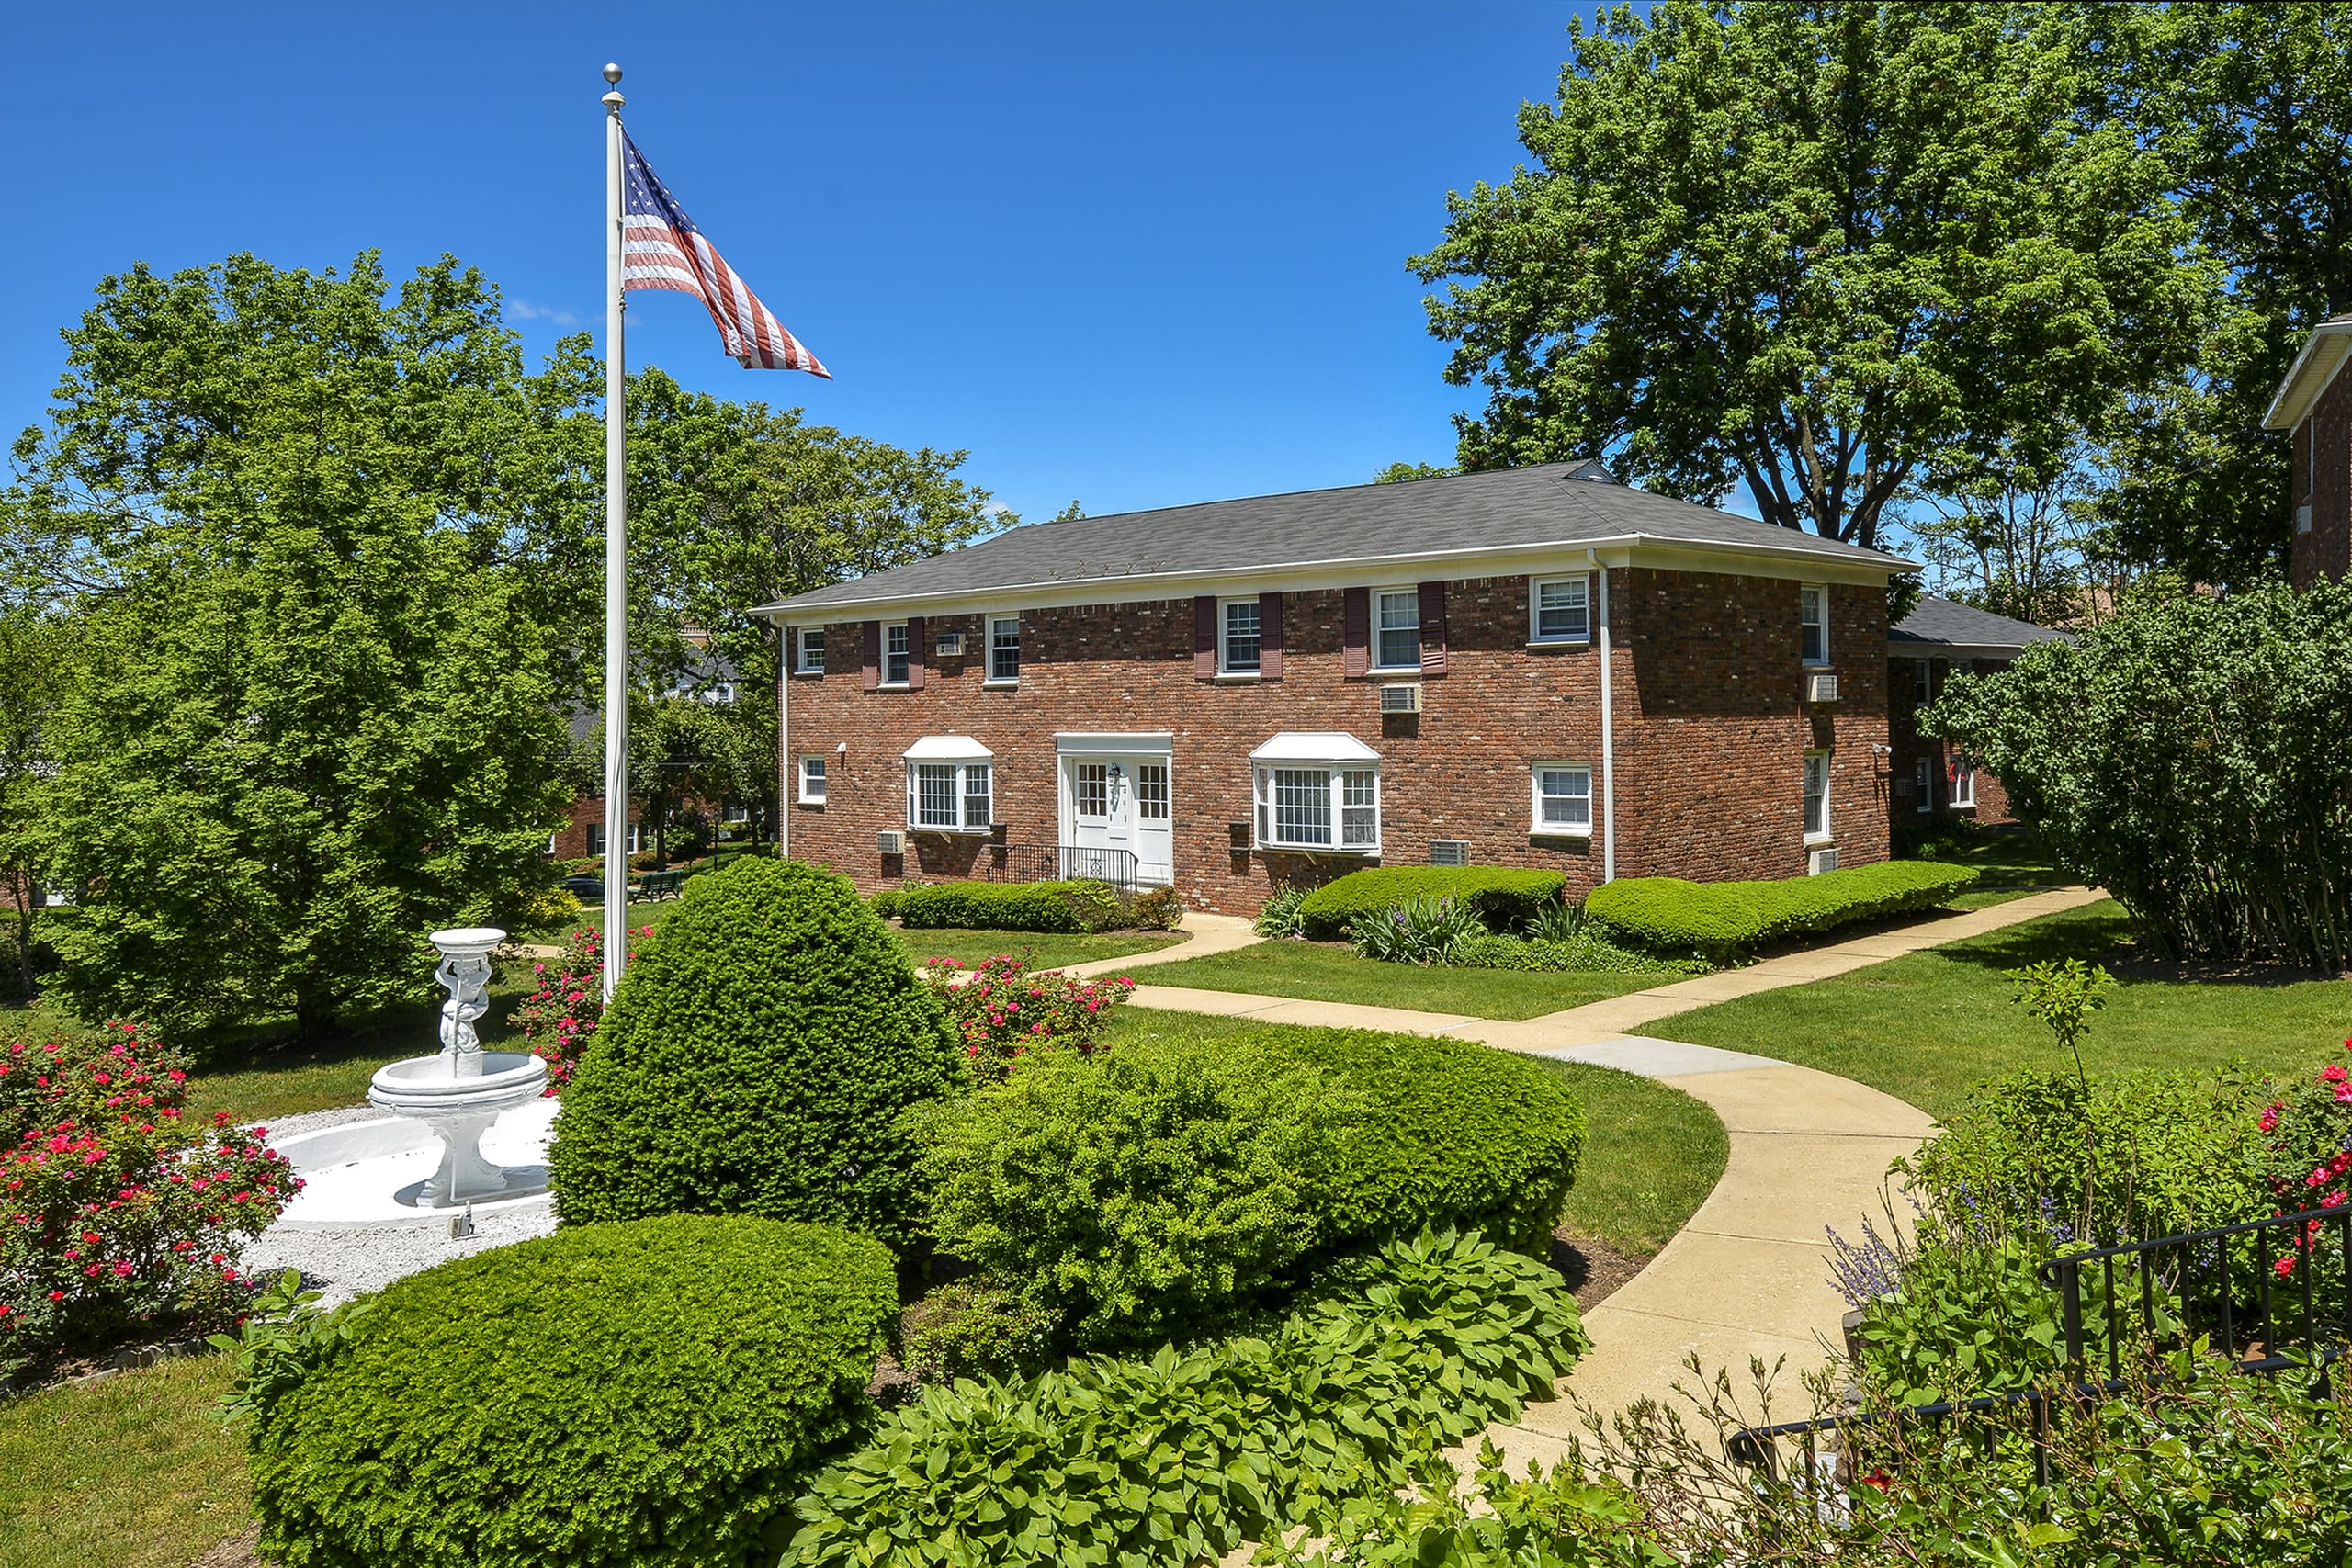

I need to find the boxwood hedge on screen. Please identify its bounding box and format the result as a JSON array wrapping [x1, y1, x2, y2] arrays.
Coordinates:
[[248, 1215, 898, 1568], [1293, 867, 1568, 940], [1585, 861, 1980, 961], [548, 856, 958, 1241]]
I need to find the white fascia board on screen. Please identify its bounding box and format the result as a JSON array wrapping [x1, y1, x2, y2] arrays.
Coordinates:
[[2263, 319, 2352, 431], [1250, 731, 1382, 763], [752, 534, 1915, 626], [1054, 731, 1176, 753], [901, 735, 994, 761]]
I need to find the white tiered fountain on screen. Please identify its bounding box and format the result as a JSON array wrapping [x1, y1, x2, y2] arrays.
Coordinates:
[[265, 927, 558, 1228]]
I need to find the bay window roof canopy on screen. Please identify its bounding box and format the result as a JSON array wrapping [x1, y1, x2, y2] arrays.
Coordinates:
[[901, 735, 994, 761], [1250, 732, 1381, 765]]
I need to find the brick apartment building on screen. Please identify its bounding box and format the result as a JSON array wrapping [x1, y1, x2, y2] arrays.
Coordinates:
[[754, 463, 1914, 914], [2266, 313, 2352, 589], [1886, 596, 2069, 828]]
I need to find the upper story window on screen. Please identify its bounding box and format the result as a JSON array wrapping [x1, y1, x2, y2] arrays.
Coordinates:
[[1530, 576, 1589, 644], [1374, 589, 1420, 671], [1799, 585, 1829, 666], [1220, 599, 1261, 674], [1803, 750, 1831, 841], [989, 616, 1021, 682], [884, 623, 910, 686], [1914, 659, 1931, 704], [1531, 763, 1593, 834], [796, 627, 825, 674], [1914, 756, 1932, 813]]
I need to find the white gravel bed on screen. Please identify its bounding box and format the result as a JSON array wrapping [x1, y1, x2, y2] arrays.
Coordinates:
[[241, 1201, 558, 1307]]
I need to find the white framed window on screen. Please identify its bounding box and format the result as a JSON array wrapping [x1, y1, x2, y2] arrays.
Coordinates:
[[547, 832, 560, 854], [1136, 761, 1170, 820], [1074, 761, 1109, 819], [798, 755, 828, 805], [1913, 658, 1931, 704], [1799, 585, 1829, 666], [906, 760, 991, 831], [584, 822, 643, 857], [1374, 590, 1421, 671], [796, 627, 825, 673], [1530, 577, 1589, 644], [988, 616, 1021, 682], [723, 801, 750, 824], [1531, 763, 1593, 834], [1803, 750, 1832, 842], [1252, 766, 1381, 852], [884, 623, 910, 685], [1914, 756, 1933, 813], [1220, 598, 1261, 674], [1950, 756, 1976, 809]]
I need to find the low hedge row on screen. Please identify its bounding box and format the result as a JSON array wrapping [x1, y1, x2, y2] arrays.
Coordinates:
[[1294, 867, 1567, 940], [779, 1230, 1590, 1568], [246, 1215, 899, 1568], [890, 878, 1182, 932], [1584, 861, 1979, 961]]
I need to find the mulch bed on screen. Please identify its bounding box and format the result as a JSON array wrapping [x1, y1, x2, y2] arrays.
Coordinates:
[[1550, 1229, 1648, 1311]]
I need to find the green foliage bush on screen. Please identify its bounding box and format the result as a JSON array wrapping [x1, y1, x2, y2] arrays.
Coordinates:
[[866, 887, 900, 918], [1584, 861, 1978, 960], [1254, 884, 1311, 938], [548, 857, 957, 1242], [246, 1215, 897, 1568], [781, 1231, 1589, 1568], [916, 1041, 1340, 1348], [894, 878, 1180, 933], [896, 1279, 1059, 1387], [1349, 893, 1487, 964], [1931, 581, 2352, 968], [1451, 931, 1708, 976], [1295, 867, 1568, 940], [1271, 1445, 1660, 1567]]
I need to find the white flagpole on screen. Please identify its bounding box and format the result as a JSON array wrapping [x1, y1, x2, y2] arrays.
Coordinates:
[[601, 63, 629, 1001]]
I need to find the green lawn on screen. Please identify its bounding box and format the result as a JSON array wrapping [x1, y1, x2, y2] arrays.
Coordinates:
[[1102, 1009, 1727, 1259], [1129, 940, 1663, 1021], [0, 1353, 253, 1568], [893, 927, 1187, 971], [1661, 898, 2352, 1120]]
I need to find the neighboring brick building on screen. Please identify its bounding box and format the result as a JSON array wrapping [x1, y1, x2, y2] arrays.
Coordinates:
[[755, 463, 1912, 914], [2265, 312, 2352, 590], [1886, 597, 2070, 828]]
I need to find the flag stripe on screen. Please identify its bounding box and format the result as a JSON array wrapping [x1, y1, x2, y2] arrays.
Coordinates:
[[621, 133, 829, 377]]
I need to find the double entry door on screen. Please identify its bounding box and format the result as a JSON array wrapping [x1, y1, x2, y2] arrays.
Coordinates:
[[1057, 738, 1174, 886]]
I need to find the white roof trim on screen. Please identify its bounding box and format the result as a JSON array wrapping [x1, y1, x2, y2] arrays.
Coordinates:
[[2264, 318, 2352, 431], [901, 735, 994, 761], [1054, 731, 1175, 754], [1250, 731, 1382, 764]]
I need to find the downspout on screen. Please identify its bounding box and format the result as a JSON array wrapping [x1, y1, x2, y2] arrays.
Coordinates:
[[1591, 550, 1616, 884], [776, 627, 791, 862]]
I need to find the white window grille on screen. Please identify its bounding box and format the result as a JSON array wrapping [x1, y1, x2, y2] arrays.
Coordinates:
[[798, 755, 827, 805], [989, 617, 1021, 682], [1803, 750, 1831, 841], [1252, 765, 1381, 852], [1914, 756, 1932, 813], [1075, 762, 1109, 818], [1800, 585, 1829, 666], [1136, 761, 1170, 820], [797, 627, 825, 673], [908, 761, 989, 831], [1530, 577, 1589, 643], [1532, 763, 1593, 832], [884, 623, 910, 685], [1374, 590, 1420, 670], [1914, 659, 1931, 704], [1221, 599, 1261, 673]]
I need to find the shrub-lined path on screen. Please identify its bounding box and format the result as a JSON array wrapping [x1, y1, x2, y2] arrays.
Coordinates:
[[1071, 887, 2103, 1445]]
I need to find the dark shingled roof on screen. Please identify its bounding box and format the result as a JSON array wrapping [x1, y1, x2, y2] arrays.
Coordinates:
[[754, 461, 1910, 616], [1890, 595, 2073, 657]]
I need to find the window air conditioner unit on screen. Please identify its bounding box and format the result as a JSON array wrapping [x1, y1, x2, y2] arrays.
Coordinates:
[[2298, 503, 2314, 536], [1430, 840, 1470, 867], [876, 830, 905, 856], [934, 631, 966, 658], [1807, 846, 1839, 876], [1804, 671, 1839, 704], [1380, 682, 1423, 715]]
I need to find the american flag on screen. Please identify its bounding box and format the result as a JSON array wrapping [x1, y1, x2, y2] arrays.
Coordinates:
[[622, 133, 829, 377]]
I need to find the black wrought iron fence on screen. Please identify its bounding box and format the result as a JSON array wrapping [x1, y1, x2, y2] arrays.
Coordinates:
[[985, 843, 1140, 889]]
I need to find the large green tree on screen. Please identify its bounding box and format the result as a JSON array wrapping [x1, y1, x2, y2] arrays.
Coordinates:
[[1413, 2, 2202, 552], [11, 254, 588, 1036], [0, 609, 70, 998]]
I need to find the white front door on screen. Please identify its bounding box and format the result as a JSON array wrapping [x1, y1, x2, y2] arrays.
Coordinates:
[[1061, 748, 1174, 885]]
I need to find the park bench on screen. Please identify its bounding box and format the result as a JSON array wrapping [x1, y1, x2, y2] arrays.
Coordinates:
[[634, 868, 686, 900]]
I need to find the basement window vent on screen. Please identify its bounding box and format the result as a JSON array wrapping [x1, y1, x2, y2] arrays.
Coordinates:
[[1430, 839, 1470, 867]]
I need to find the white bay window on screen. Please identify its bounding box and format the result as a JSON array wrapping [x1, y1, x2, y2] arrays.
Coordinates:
[[1248, 732, 1381, 853], [902, 736, 994, 833]]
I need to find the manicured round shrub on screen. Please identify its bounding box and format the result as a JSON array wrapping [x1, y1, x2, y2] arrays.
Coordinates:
[[1294, 866, 1568, 940], [548, 857, 958, 1240], [248, 1215, 897, 1568], [1583, 861, 1977, 960]]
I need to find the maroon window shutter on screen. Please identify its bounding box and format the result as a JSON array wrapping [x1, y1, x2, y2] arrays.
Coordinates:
[[907, 615, 927, 690], [1342, 587, 1370, 678], [1418, 581, 1449, 676], [1193, 595, 1216, 679], [1259, 591, 1283, 680], [861, 621, 881, 691]]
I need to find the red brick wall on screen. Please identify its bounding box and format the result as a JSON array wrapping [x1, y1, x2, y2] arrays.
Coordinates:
[[783, 570, 1890, 912], [550, 795, 640, 860], [1887, 654, 2018, 827], [2294, 372, 2352, 590]]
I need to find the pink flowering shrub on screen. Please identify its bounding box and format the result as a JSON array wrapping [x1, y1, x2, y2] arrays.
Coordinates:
[[921, 955, 1136, 1085], [2256, 1040, 2352, 1280], [1, 1021, 297, 1378], [507, 925, 655, 1091]]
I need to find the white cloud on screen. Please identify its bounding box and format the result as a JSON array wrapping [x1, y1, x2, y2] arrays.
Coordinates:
[[509, 299, 583, 327]]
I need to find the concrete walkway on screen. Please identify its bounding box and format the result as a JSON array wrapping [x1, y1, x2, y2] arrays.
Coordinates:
[[1056, 911, 1264, 979], [1111, 886, 2105, 1427]]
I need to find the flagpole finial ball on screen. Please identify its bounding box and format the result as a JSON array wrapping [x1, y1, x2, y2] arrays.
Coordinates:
[[602, 62, 623, 84]]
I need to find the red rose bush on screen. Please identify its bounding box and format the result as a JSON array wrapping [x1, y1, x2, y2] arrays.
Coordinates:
[[508, 924, 655, 1091], [921, 955, 1136, 1084]]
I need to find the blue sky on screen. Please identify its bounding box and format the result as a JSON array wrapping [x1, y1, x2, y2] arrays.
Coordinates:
[[8, 3, 1603, 526]]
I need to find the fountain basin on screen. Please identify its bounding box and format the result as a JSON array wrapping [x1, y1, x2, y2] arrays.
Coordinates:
[[368, 1052, 550, 1209], [269, 1100, 560, 1228]]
